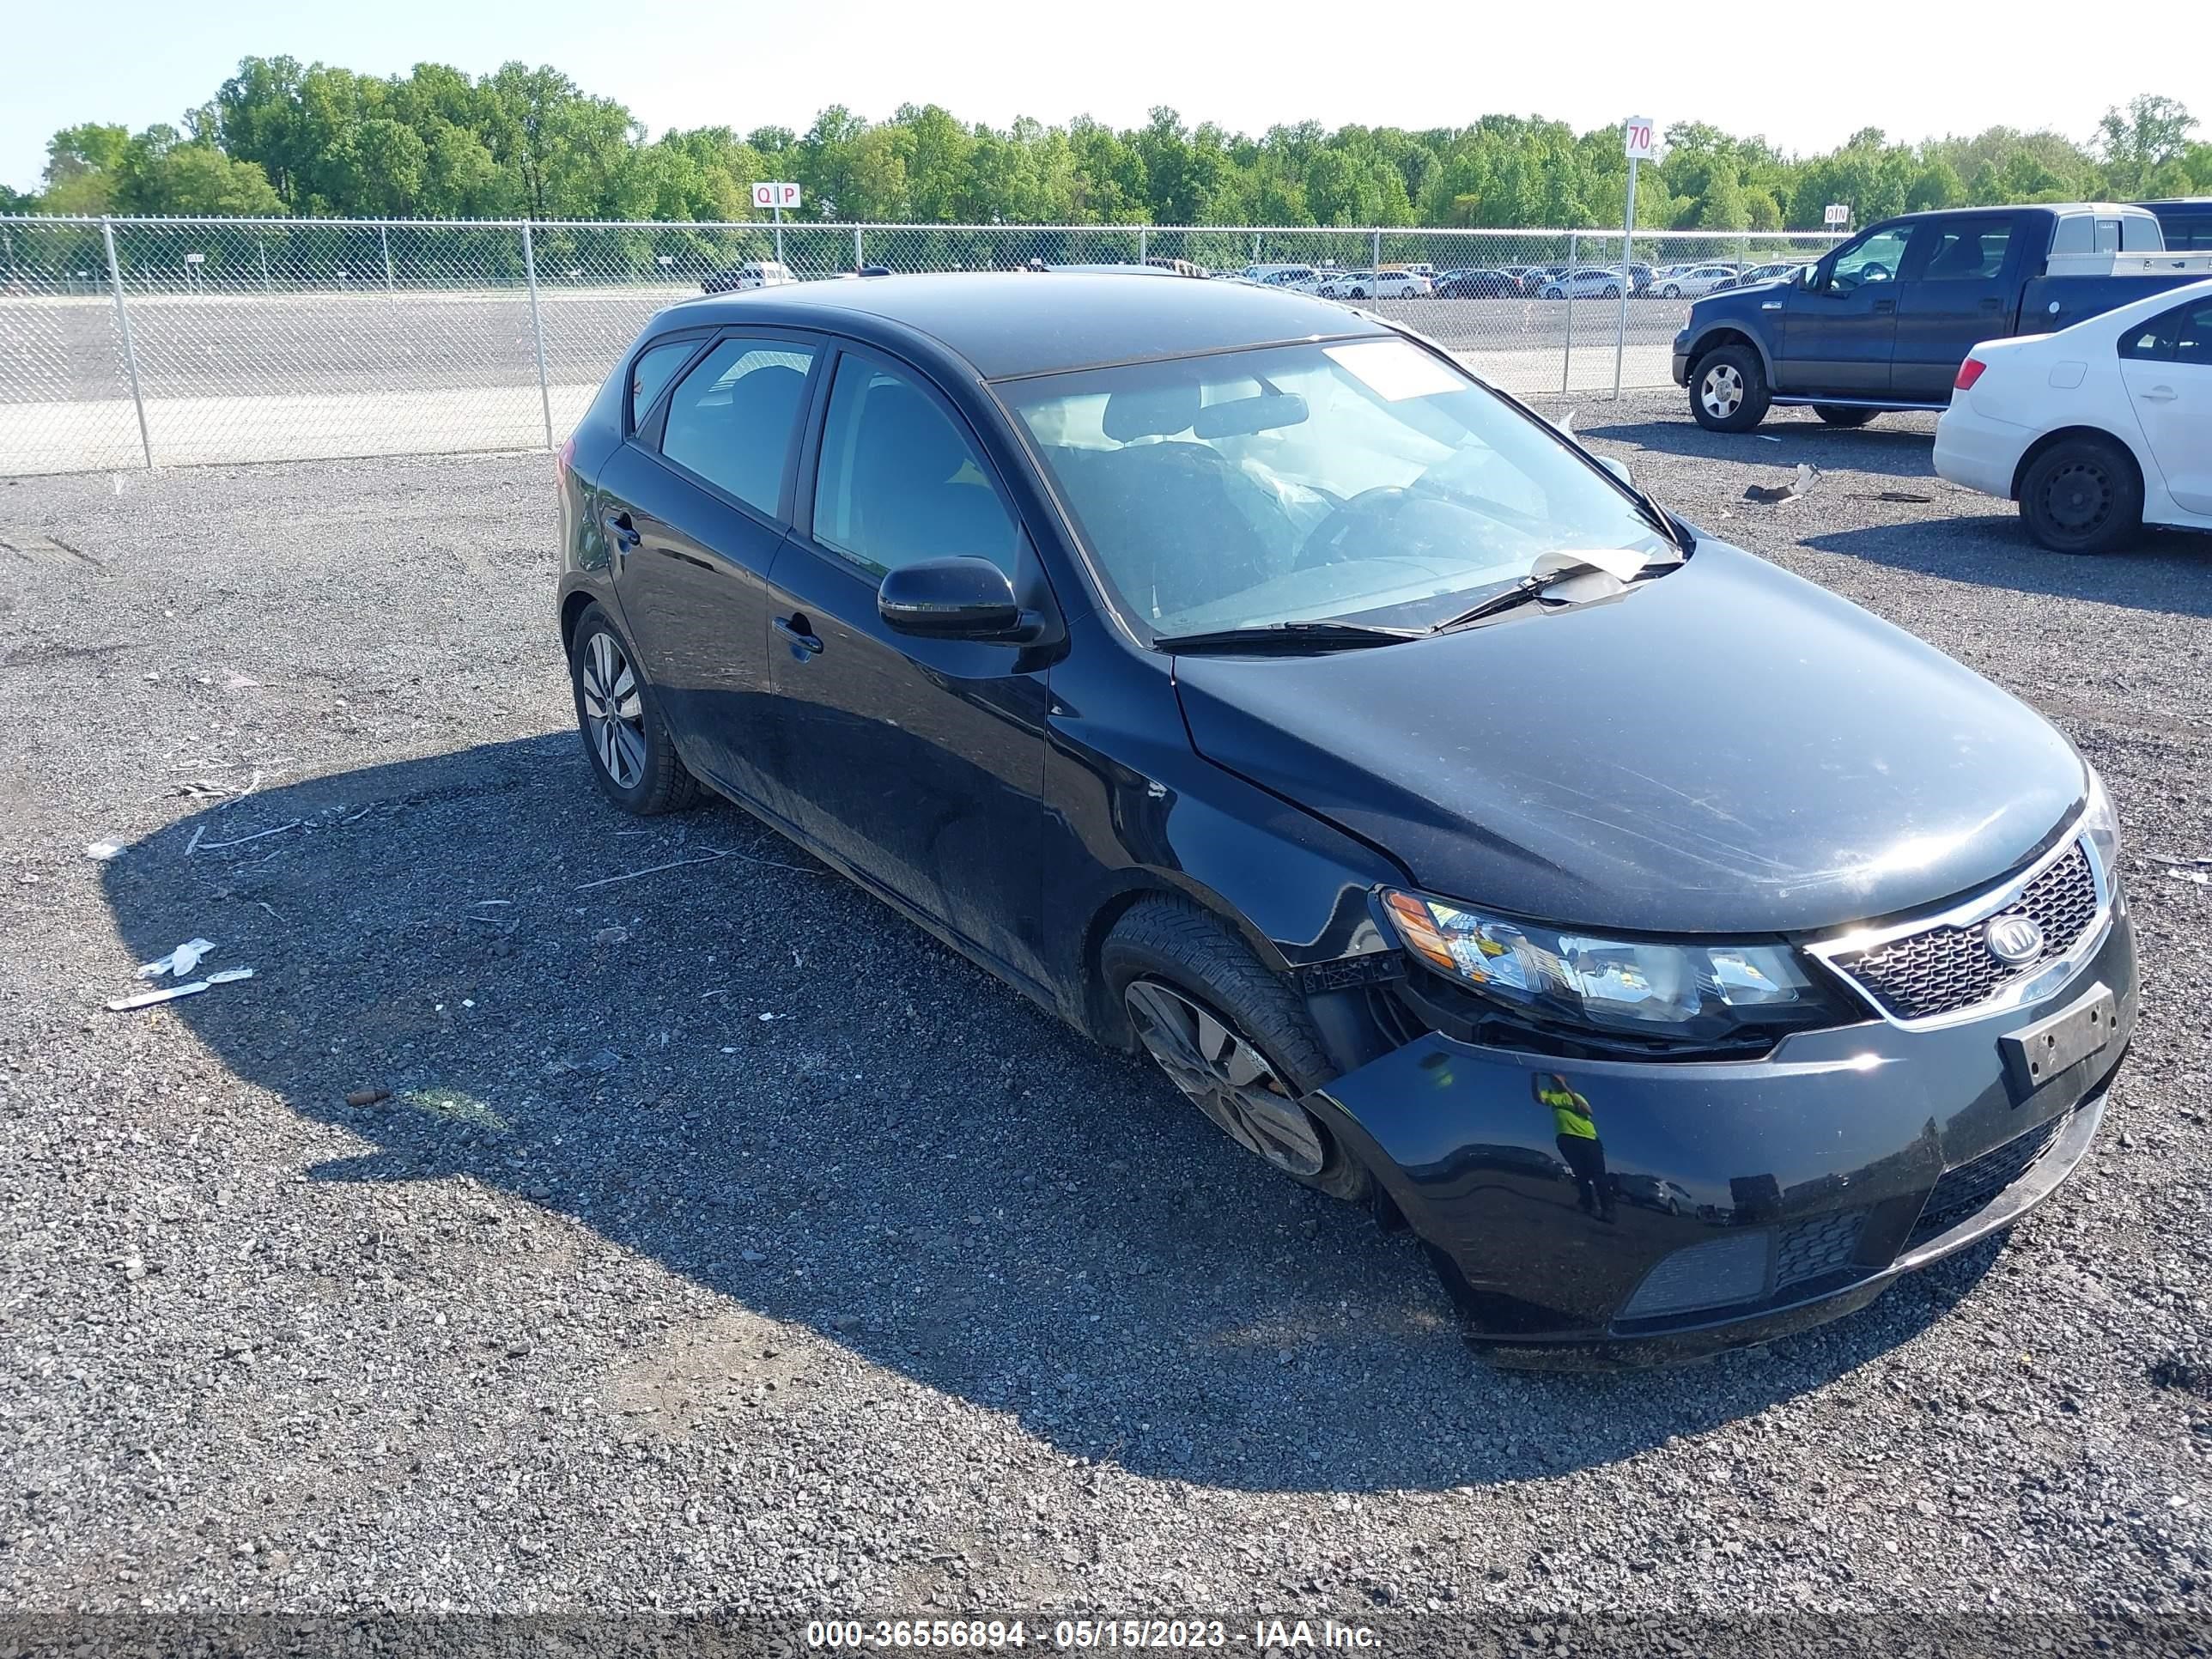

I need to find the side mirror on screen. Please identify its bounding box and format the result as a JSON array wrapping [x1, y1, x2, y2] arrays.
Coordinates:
[[878, 556, 1036, 642], [1597, 455, 1634, 489]]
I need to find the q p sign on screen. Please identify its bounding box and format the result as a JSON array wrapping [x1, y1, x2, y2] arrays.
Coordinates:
[[750, 181, 802, 211], [1622, 118, 1656, 162]]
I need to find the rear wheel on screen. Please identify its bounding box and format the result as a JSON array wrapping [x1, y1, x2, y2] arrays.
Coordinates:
[[568, 603, 702, 815], [1602, 283, 1620, 299], [1813, 404, 1880, 428], [2019, 436, 2143, 555], [1689, 343, 1771, 433], [1102, 898, 1372, 1203], [1660, 283, 1681, 298]]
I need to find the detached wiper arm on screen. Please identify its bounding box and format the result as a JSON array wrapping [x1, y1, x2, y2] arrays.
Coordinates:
[[1431, 568, 1590, 631], [1154, 620, 1426, 652]]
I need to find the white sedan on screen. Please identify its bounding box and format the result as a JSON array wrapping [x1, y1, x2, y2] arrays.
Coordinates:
[[1936, 277, 2212, 553], [1316, 270, 1432, 300], [1654, 264, 1742, 299]]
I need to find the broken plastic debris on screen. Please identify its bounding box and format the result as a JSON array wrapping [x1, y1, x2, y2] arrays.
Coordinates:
[[1745, 465, 1818, 504], [84, 839, 125, 861], [2168, 867, 2210, 885], [345, 1087, 392, 1107], [137, 938, 215, 979], [106, 969, 250, 1012]]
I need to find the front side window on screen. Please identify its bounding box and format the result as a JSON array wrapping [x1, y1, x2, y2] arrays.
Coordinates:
[[1826, 228, 1911, 293], [812, 358, 1019, 576], [1002, 337, 1674, 639], [659, 337, 817, 515]]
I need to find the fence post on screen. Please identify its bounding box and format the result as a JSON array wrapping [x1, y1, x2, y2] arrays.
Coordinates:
[[1372, 227, 1382, 274], [381, 224, 397, 307], [854, 224, 863, 270], [1561, 230, 1577, 393], [520, 222, 554, 452], [1138, 227, 1147, 265], [100, 218, 154, 471]]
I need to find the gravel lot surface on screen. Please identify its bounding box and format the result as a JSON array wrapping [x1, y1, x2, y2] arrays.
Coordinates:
[[4, 392, 2211, 1637]]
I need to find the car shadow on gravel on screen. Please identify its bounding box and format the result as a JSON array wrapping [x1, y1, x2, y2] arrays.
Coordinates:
[[99, 734, 1996, 1494], [1576, 413, 1942, 476], [1802, 520, 2212, 617]]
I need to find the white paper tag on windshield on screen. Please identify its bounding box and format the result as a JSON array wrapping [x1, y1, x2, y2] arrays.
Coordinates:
[[1532, 546, 1649, 581], [1323, 339, 1465, 401]]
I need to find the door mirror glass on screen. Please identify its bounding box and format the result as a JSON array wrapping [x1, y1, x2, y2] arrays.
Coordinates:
[[878, 556, 1030, 641], [1596, 455, 1634, 489]]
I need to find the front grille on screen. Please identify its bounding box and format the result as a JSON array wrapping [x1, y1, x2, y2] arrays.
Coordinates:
[[1776, 1209, 1867, 1288], [1907, 1114, 2066, 1246], [1832, 842, 2099, 1021]]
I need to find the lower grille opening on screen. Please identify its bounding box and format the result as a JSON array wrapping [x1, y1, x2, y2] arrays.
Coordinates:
[[1907, 1114, 2067, 1246]]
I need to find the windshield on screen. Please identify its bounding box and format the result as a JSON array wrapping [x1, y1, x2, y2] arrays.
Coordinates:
[[1000, 337, 1674, 639]]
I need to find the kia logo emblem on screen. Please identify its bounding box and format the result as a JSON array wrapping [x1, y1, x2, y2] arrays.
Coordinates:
[[1984, 914, 2045, 966]]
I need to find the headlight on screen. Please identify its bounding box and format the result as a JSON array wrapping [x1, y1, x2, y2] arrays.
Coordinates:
[[2081, 763, 2120, 874], [1382, 890, 1837, 1043]]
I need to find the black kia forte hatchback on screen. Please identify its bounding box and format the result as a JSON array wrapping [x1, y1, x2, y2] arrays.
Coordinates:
[[556, 272, 2135, 1365]]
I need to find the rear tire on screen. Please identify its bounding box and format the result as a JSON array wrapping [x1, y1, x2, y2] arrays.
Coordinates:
[[2020, 436, 2143, 555], [568, 603, 703, 815], [1101, 898, 1373, 1204], [1813, 404, 1880, 428], [1689, 343, 1771, 433]]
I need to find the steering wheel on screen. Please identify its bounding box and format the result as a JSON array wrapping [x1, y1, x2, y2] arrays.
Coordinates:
[[1295, 485, 1410, 570], [1861, 264, 1893, 283]]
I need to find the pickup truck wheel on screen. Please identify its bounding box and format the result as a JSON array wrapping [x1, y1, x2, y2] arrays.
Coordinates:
[[2020, 436, 2143, 555], [1689, 344, 1771, 433], [1812, 405, 1880, 428]]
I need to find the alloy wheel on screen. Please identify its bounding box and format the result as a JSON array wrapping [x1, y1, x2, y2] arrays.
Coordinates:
[[1122, 980, 1326, 1178], [1700, 364, 1743, 419], [579, 629, 647, 790]]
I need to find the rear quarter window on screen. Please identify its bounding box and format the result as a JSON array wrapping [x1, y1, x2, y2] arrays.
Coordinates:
[[627, 340, 698, 428]]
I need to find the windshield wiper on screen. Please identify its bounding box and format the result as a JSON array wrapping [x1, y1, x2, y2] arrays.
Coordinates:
[[1154, 619, 1426, 653], [1433, 556, 1665, 632]]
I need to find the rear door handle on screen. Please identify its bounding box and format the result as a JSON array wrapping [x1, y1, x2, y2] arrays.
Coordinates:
[[602, 509, 641, 554], [774, 614, 823, 657], [1872, 298, 1895, 314], [2138, 385, 2179, 403], [1978, 297, 2003, 311]]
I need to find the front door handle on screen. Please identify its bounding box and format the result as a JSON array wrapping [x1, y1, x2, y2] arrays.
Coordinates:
[[774, 614, 823, 657], [1872, 298, 1896, 314], [1979, 297, 2003, 311], [2138, 385, 2179, 403]]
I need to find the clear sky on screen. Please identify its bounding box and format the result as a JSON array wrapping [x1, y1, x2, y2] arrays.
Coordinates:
[[8, 0, 2209, 195]]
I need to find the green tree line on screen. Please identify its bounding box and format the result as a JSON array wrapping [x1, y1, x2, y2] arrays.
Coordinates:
[[4, 56, 2206, 230]]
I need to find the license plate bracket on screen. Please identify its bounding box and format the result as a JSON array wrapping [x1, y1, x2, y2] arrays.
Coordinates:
[[2000, 981, 2116, 1097]]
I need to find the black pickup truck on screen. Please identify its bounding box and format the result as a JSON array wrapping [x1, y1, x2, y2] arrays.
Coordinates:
[[1672, 202, 2212, 431]]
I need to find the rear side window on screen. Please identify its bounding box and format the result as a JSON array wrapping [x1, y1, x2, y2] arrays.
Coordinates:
[[628, 340, 696, 428], [2128, 298, 2212, 365], [1917, 222, 2012, 282], [811, 358, 1019, 577], [659, 337, 817, 516]]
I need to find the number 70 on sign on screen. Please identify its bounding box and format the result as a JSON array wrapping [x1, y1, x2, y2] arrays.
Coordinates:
[[1622, 118, 1656, 161]]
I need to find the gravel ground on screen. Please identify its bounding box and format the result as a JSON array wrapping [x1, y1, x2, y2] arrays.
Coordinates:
[[3, 392, 2211, 1638]]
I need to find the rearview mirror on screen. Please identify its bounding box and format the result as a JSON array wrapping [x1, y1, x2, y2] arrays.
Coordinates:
[[878, 556, 1036, 642], [1193, 392, 1308, 439]]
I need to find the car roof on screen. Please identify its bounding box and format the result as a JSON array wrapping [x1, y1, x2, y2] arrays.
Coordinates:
[[659, 271, 1389, 379]]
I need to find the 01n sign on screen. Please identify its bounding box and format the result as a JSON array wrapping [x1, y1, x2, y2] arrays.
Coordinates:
[[1824, 204, 1850, 227], [750, 181, 801, 211], [1621, 118, 1656, 162]]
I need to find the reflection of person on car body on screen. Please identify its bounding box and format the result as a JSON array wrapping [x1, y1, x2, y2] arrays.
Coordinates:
[[1535, 1072, 1613, 1220]]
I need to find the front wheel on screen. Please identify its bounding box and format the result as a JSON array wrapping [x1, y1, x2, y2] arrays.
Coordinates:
[[2019, 436, 2143, 555], [1688, 344, 1772, 433], [1660, 283, 1681, 298], [1813, 404, 1880, 428], [1543, 287, 1564, 301], [1102, 898, 1372, 1203], [1602, 284, 1620, 299]]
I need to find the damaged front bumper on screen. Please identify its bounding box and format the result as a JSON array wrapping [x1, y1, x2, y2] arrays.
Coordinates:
[[1304, 899, 2137, 1367]]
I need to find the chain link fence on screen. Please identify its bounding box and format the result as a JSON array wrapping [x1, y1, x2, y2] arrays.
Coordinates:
[[0, 216, 1844, 475]]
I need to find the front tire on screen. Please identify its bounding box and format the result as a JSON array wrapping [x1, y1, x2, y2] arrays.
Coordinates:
[[1102, 898, 1372, 1203], [1813, 404, 1880, 428], [2020, 437, 2143, 555], [568, 602, 702, 815], [1689, 343, 1771, 433], [1660, 283, 1680, 298]]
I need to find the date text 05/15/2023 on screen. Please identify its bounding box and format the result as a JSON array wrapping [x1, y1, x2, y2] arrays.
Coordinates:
[[805, 1619, 1384, 1650]]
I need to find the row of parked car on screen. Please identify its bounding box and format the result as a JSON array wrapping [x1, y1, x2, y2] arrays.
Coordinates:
[[1237, 259, 1822, 301]]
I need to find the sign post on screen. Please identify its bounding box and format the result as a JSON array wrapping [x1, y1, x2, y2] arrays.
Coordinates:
[[1616, 117, 1656, 400], [752, 181, 802, 266]]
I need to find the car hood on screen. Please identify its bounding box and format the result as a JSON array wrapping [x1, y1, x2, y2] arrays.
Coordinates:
[[1171, 541, 2087, 936]]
